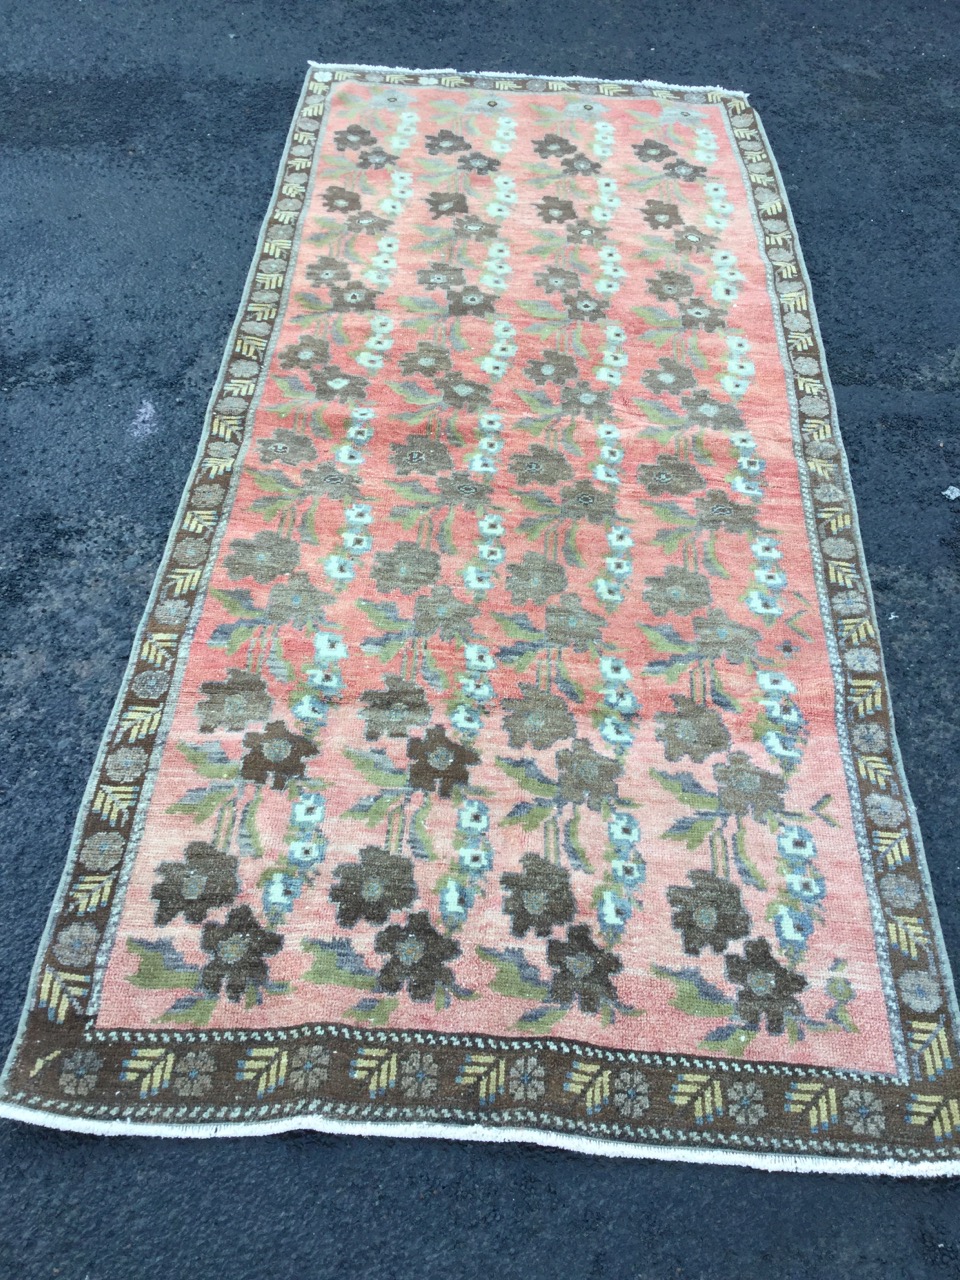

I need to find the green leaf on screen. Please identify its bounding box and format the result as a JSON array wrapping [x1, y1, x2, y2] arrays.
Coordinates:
[[344, 747, 408, 790], [651, 769, 719, 810], [516, 389, 559, 414], [211, 588, 259, 618], [493, 612, 544, 642], [497, 758, 558, 799], [387, 379, 441, 406], [662, 817, 718, 850], [514, 1005, 568, 1034], [398, 295, 443, 314], [562, 523, 583, 568], [302, 941, 377, 990], [357, 600, 406, 632], [176, 744, 240, 781], [631, 305, 675, 325], [502, 802, 554, 831], [638, 624, 692, 655], [346, 997, 399, 1025], [479, 948, 550, 1001], [651, 965, 734, 1019], [126, 940, 200, 991], [167, 785, 234, 823], [517, 301, 567, 321], [160, 997, 217, 1026], [342, 792, 398, 827]]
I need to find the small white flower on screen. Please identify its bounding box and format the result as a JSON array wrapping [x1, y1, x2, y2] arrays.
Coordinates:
[[722, 374, 750, 397], [486, 202, 511, 219], [594, 277, 620, 294], [371, 254, 397, 271], [336, 444, 364, 466], [711, 199, 735, 216], [366, 335, 393, 352], [607, 525, 633, 549], [713, 282, 739, 306], [596, 176, 618, 193], [377, 236, 400, 253], [594, 365, 621, 384], [469, 453, 497, 474], [480, 356, 508, 378], [593, 463, 620, 484], [370, 315, 394, 333], [478, 413, 503, 432], [591, 205, 614, 222], [489, 140, 512, 154], [490, 340, 517, 358], [596, 422, 620, 441], [485, 261, 512, 278], [486, 242, 510, 259], [758, 670, 795, 694], [727, 358, 755, 378], [355, 351, 382, 371], [598, 245, 621, 263], [600, 444, 624, 462], [477, 542, 505, 563], [378, 197, 404, 217], [477, 435, 502, 454], [363, 269, 392, 288], [492, 320, 516, 339], [726, 334, 751, 355]]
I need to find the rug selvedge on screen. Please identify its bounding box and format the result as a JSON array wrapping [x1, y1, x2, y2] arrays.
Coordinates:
[[2, 64, 958, 1171]]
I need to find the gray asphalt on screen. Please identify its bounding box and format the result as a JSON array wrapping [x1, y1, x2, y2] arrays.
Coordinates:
[[2, 2, 960, 1277]]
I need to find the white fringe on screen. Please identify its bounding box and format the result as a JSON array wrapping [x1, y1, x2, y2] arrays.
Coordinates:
[[306, 60, 749, 98], [1, 1099, 957, 1176]]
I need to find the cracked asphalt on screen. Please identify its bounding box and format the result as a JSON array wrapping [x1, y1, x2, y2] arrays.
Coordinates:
[[1, 2, 959, 1277]]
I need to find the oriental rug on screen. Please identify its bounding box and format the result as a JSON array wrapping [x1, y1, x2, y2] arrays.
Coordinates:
[[2, 64, 958, 1175]]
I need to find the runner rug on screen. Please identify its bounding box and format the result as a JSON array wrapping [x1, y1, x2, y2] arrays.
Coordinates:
[[3, 63, 958, 1175]]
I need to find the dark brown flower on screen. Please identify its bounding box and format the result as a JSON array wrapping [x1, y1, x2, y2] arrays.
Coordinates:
[[152, 841, 239, 927], [297, 466, 363, 503], [502, 687, 576, 751], [438, 376, 491, 413], [545, 593, 605, 652], [566, 219, 607, 246], [425, 129, 470, 155], [663, 158, 707, 182], [331, 845, 417, 927], [407, 725, 479, 797], [725, 937, 807, 1034], [633, 139, 677, 162], [648, 270, 695, 302], [559, 480, 616, 524], [714, 752, 786, 822], [561, 380, 612, 420], [642, 565, 712, 616], [257, 429, 317, 466], [304, 257, 350, 288], [536, 195, 578, 224], [533, 133, 577, 159], [505, 551, 567, 606], [399, 341, 453, 378], [674, 225, 718, 254], [458, 150, 501, 175], [639, 453, 705, 497], [453, 214, 499, 241], [312, 364, 369, 402], [360, 676, 431, 740], [264, 572, 328, 627], [390, 434, 453, 475], [563, 290, 609, 322], [356, 146, 397, 170], [693, 609, 760, 664], [417, 262, 466, 291], [278, 333, 331, 369], [437, 473, 492, 512], [322, 185, 362, 213], [680, 297, 727, 331], [561, 152, 601, 176], [509, 445, 573, 486], [667, 870, 751, 955], [426, 191, 469, 219], [642, 198, 683, 230], [547, 924, 622, 1012], [501, 853, 575, 937], [524, 351, 579, 385], [198, 669, 272, 731], [446, 286, 497, 318], [375, 911, 461, 1001], [329, 282, 379, 312], [694, 491, 758, 536], [346, 210, 393, 235], [641, 357, 698, 397], [334, 123, 377, 151], [556, 739, 622, 810], [200, 905, 283, 1003], [240, 720, 318, 790], [534, 266, 580, 294], [372, 542, 441, 595], [413, 584, 478, 641], [682, 390, 744, 433], [224, 530, 300, 583], [655, 695, 731, 763]]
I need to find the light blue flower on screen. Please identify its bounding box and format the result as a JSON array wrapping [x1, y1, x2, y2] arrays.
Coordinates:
[[292, 694, 327, 725], [292, 794, 325, 827], [600, 443, 624, 461], [778, 825, 816, 864], [262, 872, 302, 923], [608, 811, 641, 846], [458, 844, 493, 875], [469, 453, 497, 474], [607, 525, 633, 550], [347, 423, 374, 444], [730, 430, 756, 451], [464, 644, 495, 672], [605, 556, 632, 578], [287, 838, 326, 870], [464, 565, 494, 592], [478, 514, 504, 537], [341, 530, 372, 553], [604, 686, 639, 714], [593, 464, 621, 485], [458, 799, 489, 835], [612, 858, 646, 889], [451, 703, 482, 733], [739, 455, 766, 475], [596, 422, 621, 442], [477, 542, 505, 564], [600, 656, 632, 683], [785, 869, 826, 903], [438, 878, 470, 927], [323, 554, 355, 582], [477, 435, 503, 455], [314, 632, 348, 663], [773, 904, 814, 951], [307, 667, 343, 695], [351, 405, 378, 420], [594, 577, 624, 605], [763, 730, 801, 763], [598, 890, 632, 936], [478, 413, 503, 433], [459, 676, 494, 702], [600, 716, 634, 748], [733, 476, 764, 499], [758, 670, 795, 695], [751, 536, 781, 560], [754, 567, 786, 589], [745, 589, 783, 618], [345, 503, 373, 525]]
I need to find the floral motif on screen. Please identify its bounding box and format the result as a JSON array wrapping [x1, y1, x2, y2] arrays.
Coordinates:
[[502, 687, 576, 750], [199, 905, 283, 1003], [241, 720, 318, 789], [655, 696, 730, 762], [547, 924, 622, 1012], [666, 870, 750, 955], [501, 854, 576, 938], [725, 938, 806, 1034], [375, 912, 461, 1001], [407, 726, 479, 797], [152, 842, 240, 926], [331, 846, 417, 927], [360, 677, 431, 740]]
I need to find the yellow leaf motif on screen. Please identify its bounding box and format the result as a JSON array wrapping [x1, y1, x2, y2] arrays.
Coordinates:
[[819, 507, 852, 534], [563, 1061, 611, 1116], [91, 784, 139, 826], [349, 1047, 398, 1099], [670, 1072, 723, 1125], [839, 616, 876, 644], [121, 1048, 176, 1098], [140, 632, 179, 667], [907, 1094, 960, 1141], [886, 916, 930, 961], [456, 1054, 506, 1106], [857, 756, 893, 789], [119, 704, 163, 742], [69, 873, 115, 915], [907, 1020, 954, 1080], [237, 1046, 290, 1099], [785, 1081, 838, 1133], [872, 829, 911, 869], [827, 561, 859, 588], [38, 967, 90, 1023], [848, 679, 882, 718]]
